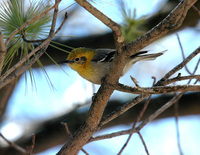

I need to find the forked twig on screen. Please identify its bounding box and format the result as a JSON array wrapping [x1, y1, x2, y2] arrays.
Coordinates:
[[117, 95, 152, 155], [157, 46, 200, 84], [118, 77, 156, 154], [89, 93, 183, 142], [130, 76, 141, 88]]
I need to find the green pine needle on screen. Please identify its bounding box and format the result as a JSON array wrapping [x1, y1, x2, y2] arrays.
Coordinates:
[[119, 0, 147, 43], [0, 0, 52, 88]]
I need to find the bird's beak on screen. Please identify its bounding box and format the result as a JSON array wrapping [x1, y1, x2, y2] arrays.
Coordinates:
[[58, 60, 74, 64]]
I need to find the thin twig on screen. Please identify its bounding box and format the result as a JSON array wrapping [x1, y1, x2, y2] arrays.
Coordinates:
[[99, 94, 149, 127], [61, 122, 72, 137], [130, 76, 141, 88], [0, 133, 26, 154], [26, 134, 36, 155], [174, 101, 183, 155], [89, 93, 183, 142], [192, 5, 200, 16], [157, 46, 200, 84], [117, 135, 131, 155], [163, 75, 200, 85], [136, 93, 183, 131], [114, 83, 200, 94], [117, 95, 152, 155], [118, 77, 156, 154], [176, 33, 192, 74], [138, 132, 150, 155], [0, 1, 64, 83], [173, 48, 200, 155], [188, 58, 200, 84]]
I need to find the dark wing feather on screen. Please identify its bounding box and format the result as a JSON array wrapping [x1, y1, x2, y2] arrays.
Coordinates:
[[91, 49, 116, 63], [130, 51, 148, 58]]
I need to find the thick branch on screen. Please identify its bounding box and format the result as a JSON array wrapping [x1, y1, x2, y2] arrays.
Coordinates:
[[74, 0, 124, 48], [0, 27, 6, 75], [125, 0, 198, 56]]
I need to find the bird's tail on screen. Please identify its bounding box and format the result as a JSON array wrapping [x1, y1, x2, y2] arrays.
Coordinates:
[[130, 50, 166, 61], [121, 50, 167, 76]]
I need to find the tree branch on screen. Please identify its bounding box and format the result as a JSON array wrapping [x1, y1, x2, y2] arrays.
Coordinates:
[[99, 44, 200, 130], [157, 46, 200, 85], [113, 84, 200, 94], [89, 93, 183, 142], [0, 27, 6, 75], [57, 0, 198, 154], [74, 0, 124, 48], [125, 0, 198, 56]]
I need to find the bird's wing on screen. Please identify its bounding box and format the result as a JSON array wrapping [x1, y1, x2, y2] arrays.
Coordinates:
[[91, 49, 116, 63]]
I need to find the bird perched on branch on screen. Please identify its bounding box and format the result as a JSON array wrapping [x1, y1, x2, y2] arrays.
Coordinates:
[[60, 47, 164, 84]]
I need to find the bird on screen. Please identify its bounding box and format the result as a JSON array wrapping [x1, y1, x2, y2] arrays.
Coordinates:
[[60, 47, 164, 84]]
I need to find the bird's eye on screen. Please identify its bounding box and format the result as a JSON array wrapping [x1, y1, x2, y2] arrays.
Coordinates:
[[74, 57, 80, 62]]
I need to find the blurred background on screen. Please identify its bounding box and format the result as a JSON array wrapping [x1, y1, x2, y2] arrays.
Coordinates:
[[0, 0, 200, 154]]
